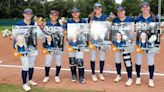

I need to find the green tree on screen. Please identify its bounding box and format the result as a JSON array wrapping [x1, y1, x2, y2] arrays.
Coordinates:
[[121, 0, 141, 16]]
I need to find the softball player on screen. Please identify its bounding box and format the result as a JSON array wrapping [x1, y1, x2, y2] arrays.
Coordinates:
[[112, 6, 133, 86], [67, 7, 86, 84], [135, 2, 158, 87], [16, 8, 38, 91], [42, 10, 63, 83], [88, 2, 108, 82]]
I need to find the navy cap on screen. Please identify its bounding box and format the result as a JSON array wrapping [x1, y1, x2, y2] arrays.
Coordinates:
[[93, 2, 102, 9], [116, 6, 125, 12], [23, 8, 33, 14], [50, 10, 59, 15], [72, 7, 80, 13], [140, 1, 150, 7]]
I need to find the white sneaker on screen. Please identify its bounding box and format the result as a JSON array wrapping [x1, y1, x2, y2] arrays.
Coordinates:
[[92, 75, 98, 82], [43, 77, 49, 83], [125, 78, 133, 86], [22, 84, 31, 92], [99, 73, 105, 81], [28, 80, 38, 86], [135, 78, 141, 85], [55, 76, 61, 83], [114, 75, 121, 82], [148, 79, 154, 88]]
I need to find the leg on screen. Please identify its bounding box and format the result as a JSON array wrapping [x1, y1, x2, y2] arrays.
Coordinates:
[[28, 55, 38, 86], [55, 51, 62, 77], [76, 58, 85, 84], [147, 53, 155, 87], [28, 56, 36, 81], [54, 51, 62, 83], [90, 50, 96, 75], [99, 49, 106, 81], [20, 56, 31, 91], [122, 51, 133, 86], [68, 52, 77, 82], [113, 52, 122, 82], [43, 54, 54, 83], [135, 53, 143, 78], [122, 51, 132, 79], [114, 52, 122, 76], [135, 53, 143, 85], [44, 54, 54, 76], [90, 50, 97, 82]]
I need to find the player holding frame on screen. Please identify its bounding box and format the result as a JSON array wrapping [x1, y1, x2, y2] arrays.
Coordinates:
[[88, 2, 109, 82], [135, 1, 159, 87], [112, 6, 134, 86], [13, 8, 38, 92], [41, 10, 64, 83], [67, 7, 87, 84]]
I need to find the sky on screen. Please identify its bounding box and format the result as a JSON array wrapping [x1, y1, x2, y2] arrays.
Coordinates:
[[115, 0, 123, 4]]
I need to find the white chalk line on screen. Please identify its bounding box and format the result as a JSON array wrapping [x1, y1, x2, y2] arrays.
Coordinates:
[[0, 64, 164, 77]]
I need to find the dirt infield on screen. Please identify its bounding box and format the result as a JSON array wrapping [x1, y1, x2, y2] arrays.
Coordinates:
[[0, 34, 164, 92]]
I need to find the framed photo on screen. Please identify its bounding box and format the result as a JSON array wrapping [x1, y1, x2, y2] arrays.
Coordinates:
[[12, 25, 38, 52], [112, 22, 134, 52], [42, 26, 64, 53], [89, 21, 112, 49], [136, 22, 160, 53], [67, 23, 89, 51]]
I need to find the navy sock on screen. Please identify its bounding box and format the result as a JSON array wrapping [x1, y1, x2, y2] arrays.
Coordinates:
[[127, 66, 132, 79], [78, 68, 84, 79], [56, 66, 61, 76], [100, 61, 104, 73], [90, 61, 95, 74], [69, 57, 77, 77], [116, 63, 121, 76], [135, 64, 141, 78], [29, 68, 34, 80], [45, 67, 50, 77], [22, 70, 28, 84], [149, 65, 154, 79]]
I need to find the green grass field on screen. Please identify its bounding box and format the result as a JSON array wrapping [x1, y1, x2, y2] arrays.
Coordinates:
[[0, 83, 100, 92], [0, 26, 12, 32]]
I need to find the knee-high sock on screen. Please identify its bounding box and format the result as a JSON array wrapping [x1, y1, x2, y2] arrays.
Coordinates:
[[29, 68, 34, 80], [69, 57, 77, 77], [56, 66, 61, 76], [100, 61, 104, 73], [135, 64, 141, 78], [126, 66, 132, 78], [116, 63, 121, 76], [22, 70, 28, 84], [90, 61, 95, 74], [45, 67, 50, 77], [149, 65, 154, 79]]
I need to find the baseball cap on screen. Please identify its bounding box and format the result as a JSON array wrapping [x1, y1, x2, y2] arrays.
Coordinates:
[[50, 10, 59, 16], [140, 1, 150, 8], [116, 6, 125, 12], [93, 2, 102, 9], [23, 8, 33, 14], [72, 7, 80, 13]]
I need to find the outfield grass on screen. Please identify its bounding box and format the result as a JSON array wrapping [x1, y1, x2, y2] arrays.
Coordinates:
[[0, 83, 101, 92], [0, 26, 12, 32]]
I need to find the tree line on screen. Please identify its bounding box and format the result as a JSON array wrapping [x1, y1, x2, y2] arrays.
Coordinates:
[[0, 0, 163, 18]]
